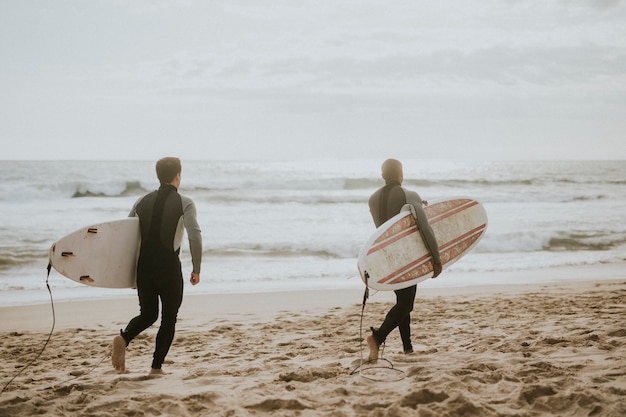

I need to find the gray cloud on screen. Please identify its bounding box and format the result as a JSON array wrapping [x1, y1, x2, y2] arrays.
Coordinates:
[[1, 0, 625, 160]]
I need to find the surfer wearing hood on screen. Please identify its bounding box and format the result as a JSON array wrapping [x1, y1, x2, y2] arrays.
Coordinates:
[[366, 158, 442, 361]]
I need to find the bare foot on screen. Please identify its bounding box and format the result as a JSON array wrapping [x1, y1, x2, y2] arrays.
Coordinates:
[[367, 334, 379, 362], [148, 368, 166, 377], [111, 335, 126, 373]]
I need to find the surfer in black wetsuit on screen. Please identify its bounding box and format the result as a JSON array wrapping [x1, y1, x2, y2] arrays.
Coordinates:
[[367, 159, 442, 361], [111, 157, 202, 375]]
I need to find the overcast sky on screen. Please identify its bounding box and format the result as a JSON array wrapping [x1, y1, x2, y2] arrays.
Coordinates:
[[1, 0, 624, 161]]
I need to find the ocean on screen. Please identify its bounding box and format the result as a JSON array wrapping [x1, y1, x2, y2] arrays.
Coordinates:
[[0, 159, 625, 307]]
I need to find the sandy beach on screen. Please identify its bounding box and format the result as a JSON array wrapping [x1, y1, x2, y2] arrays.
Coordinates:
[[1, 278, 625, 417]]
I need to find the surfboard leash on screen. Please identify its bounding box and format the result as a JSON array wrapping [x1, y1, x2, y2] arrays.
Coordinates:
[[350, 313, 404, 381], [48, 350, 110, 391], [2, 265, 111, 395], [0, 263, 56, 395], [350, 273, 405, 382]]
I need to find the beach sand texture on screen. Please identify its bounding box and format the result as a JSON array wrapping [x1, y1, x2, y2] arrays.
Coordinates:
[[1, 280, 625, 417]]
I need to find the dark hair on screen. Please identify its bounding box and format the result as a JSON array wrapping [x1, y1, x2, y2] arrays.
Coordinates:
[[156, 157, 181, 184], [381, 158, 403, 183]]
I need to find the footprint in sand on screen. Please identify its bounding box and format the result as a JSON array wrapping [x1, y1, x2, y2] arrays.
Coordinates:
[[245, 398, 312, 412]]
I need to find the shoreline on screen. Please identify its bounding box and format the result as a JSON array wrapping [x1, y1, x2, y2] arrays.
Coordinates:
[[2, 261, 625, 310], [1, 273, 624, 333]]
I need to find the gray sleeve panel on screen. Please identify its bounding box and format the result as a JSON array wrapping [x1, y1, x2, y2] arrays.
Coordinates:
[[128, 196, 141, 217], [404, 190, 442, 265], [181, 195, 203, 274]]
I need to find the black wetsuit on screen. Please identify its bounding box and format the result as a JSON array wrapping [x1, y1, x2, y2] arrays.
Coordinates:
[[368, 182, 440, 352], [121, 184, 202, 370]]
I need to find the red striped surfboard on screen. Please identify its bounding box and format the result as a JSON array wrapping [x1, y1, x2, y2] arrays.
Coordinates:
[[357, 197, 487, 291]]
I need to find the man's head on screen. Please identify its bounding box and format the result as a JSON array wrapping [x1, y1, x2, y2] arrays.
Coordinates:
[[156, 157, 182, 186], [381, 158, 403, 184]]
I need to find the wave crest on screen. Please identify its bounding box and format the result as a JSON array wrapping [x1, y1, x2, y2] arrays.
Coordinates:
[[478, 231, 626, 254], [72, 181, 148, 198]]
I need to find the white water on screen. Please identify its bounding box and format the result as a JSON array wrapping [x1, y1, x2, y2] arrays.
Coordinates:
[[1, 159, 625, 306]]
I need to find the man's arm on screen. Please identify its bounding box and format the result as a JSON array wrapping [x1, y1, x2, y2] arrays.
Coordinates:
[[128, 198, 140, 217], [181, 197, 202, 277], [404, 191, 442, 278]]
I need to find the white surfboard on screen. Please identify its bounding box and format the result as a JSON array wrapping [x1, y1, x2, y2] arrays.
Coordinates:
[[48, 218, 141, 288], [358, 197, 487, 291]]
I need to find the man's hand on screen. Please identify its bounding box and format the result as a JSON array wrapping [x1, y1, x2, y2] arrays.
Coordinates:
[[190, 272, 200, 286], [432, 262, 442, 278]]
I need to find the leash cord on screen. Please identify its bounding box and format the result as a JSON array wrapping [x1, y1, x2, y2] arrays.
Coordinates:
[[1, 264, 56, 395], [349, 278, 405, 381], [49, 351, 109, 391], [2, 264, 110, 394]]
